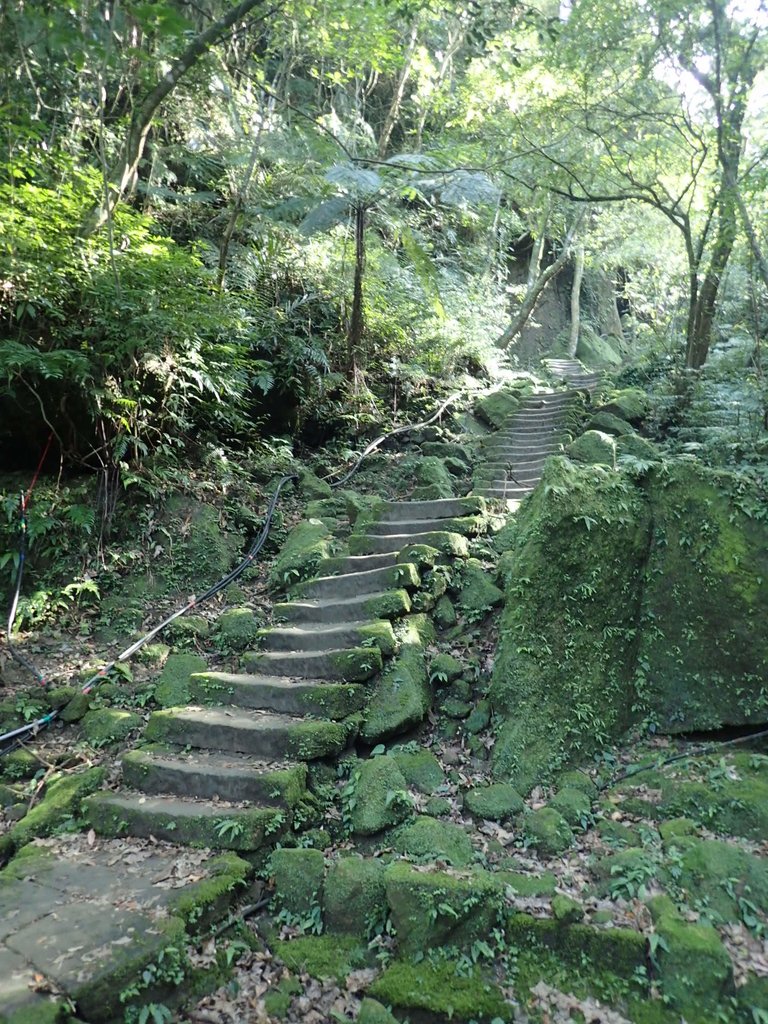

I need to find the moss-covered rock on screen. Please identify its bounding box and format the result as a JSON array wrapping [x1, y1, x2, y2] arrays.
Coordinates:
[[392, 816, 474, 867], [600, 388, 651, 425], [475, 388, 521, 430], [9, 767, 105, 850], [465, 700, 491, 734], [576, 328, 622, 368], [215, 607, 262, 650], [392, 748, 445, 794], [523, 808, 574, 856], [351, 756, 412, 836], [298, 467, 332, 500], [153, 652, 207, 707], [670, 837, 768, 921], [548, 786, 591, 827], [434, 595, 457, 629], [411, 456, 455, 501], [167, 614, 210, 641], [361, 617, 431, 743], [497, 869, 556, 896], [59, 691, 93, 723], [270, 847, 325, 919], [551, 893, 584, 923], [556, 770, 598, 797], [384, 862, 504, 957], [357, 997, 399, 1024], [370, 959, 512, 1022], [272, 935, 369, 984], [652, 905, 734, 1016], [270, 520, 334, 591], [506, 913, 646, 979], [424, 796, 452, 817], [455, 558, 503, 617], [81, 708, 141, 746], [324, 856, 386, 936], [586, 411, 634, 437], [464, 784, 524, 821], [567, 429, 616, 466]]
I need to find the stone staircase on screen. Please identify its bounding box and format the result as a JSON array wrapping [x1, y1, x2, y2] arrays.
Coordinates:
[[474, 390, 580, 504], [543, 357, 603, 393], [85, 497, 488, 853]]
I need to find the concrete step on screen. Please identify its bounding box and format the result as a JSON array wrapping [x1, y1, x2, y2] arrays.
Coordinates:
[[122, 746, 308, 804], [145, 705, 358, 759], [474, 484, 533, 499], [348, 530, 469, 557], [188, 672, 367, 719], [483, 445, 560, 458], [86, 791, 285, 850], [377, 497, 484, 522], [275, 589, 411, 624], [365, 515, 480, 538], [241, 645, 383, 681], [318, 552, 398, 575], [258, 619, 397, 655], [293, 563, 419, 599]]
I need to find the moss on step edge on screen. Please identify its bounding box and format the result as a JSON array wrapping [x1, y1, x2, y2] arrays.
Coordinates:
[[270, 520, 334, 591], [7, 766, 106, 853], [154, 652, 208, 707], [370, 958, 512, 1022], [361, 615, 434, 742], [350, 754, 413, 836]]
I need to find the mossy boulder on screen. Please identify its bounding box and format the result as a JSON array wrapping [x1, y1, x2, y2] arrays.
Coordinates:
[[429, 653, 464, 685], [434, 595, 457, 628], [523, 808, 574, 856], [600, 387, 651, 425], [270, 520, 333, 591], [455, 558, 503, 617], [506, 913, 646, 980], [272, 935, 369, 984], [464, 784, 524, 821], [556, 770, 598, 797], [361, 617, 431, 743], [351, 756, 412, 836], [167, 614, 210, 642], [297, 467, 332, 500], [576, 328, 622, 368], [670, 837, 768, 921], [475, 388, 521, 430], [153, 652, 207, 707], [9, 767, 105, 850], [551, 893, 584, 924], [81, 708, 141, 746], [160, 496, 240, 591], [270, 847, 325, 919], [324, 856, 386, 936], [370, 959, 512, 1023], [411, 456, 455, 501], [548, 786, 591, 827], [615, 433, 662, 463], [586, 411, 634, 437], [651, 904, 734, 1016], [392, 816, 474, 867], [215, 607, 262, 650], [392, 748, 445, 794], [384, 862, 504, 957], [465, 700, 491, 734], [567, 429, 616, 466], [357, 998, 399, 1024], [59, 691, 93, 723]]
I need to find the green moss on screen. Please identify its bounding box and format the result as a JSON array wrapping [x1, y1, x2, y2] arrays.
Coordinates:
[[351, 756, 413, 836], [396, 544, 441, 570], [434, 595, 457, 628], [600, 387, 651, 425], [671, 837, 768, 922], [523, 808, 574, 856], [653, 909, 733, 1016], [567, 429, 616, 466], [0, 750, 38, 781], [659, 775, 768, 840], [270, 519, 333, 591], [59, 691, 92, 723], [575, 328, 622, 367], [9, 766, 105, 850], [496, 870, 556, 897], [215, 608, 262, 650], [357, 997, 399, 1024], [556, 769, 598, 797], [324, 856, 386, 936], [46, 685, 77, 709], [362, 589, 412, 620], [475, 387, 521, 430], [552, 894, 584, 923], [465, 700, 491, 734], [548, 786, 591, 826], [586, 411, 634, 436], [272, 935, 369, 984], [81, 708, 141, 746], [327, 646, 384, 681], [271, 848, 325, 918], [298, 467, 332, 500], [384, 862, 504, 958], [464, 784, 524, 821], [361, 619, 430, 743], [506, 913, 646, 979], [135, 642, 170, 666], [167, 614, 210, 641], [428, 653, 464, 685], [658, 817, 697, 844], [391, 816, 474, 867], [392, 749, 445, 794], [411, 455, 455, 501], [168, 852, 251, 926], [1, 1002, 65, 1024], [370, 959, 512, 1022], [154, 653, 207, 707], [424, 796, 452, 817], [615, 434, 662, 463], [357, 620, 398, 656], [455, 558, 503, 616]]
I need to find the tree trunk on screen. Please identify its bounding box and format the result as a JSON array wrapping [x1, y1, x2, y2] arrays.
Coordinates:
[[80, 0, 276, 237], [217, 125, 265, 288], [736, 190, 768, 292], [567, 242, 585, 357], [497, 211, 585, 351], [348, 204, 366, 378], [377, 23, 418, 158]]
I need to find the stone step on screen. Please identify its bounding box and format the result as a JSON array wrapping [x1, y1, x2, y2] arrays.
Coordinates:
[[483, 445, 560, 458], [477, 463, 544, 478], [365, 515, 480, 538], [188, 672, 367, 718], [319, 552, 398, 575], [474, 471, 542, 487], [476, 485, 534, 498], [293, 563, 420, 599], [474, 484, 533, 498], [122, 746, 308, 804], [275, 588, 411, 624], [86, 791, 285, 850], [241, 645, 383, 681], [377, 497, 484, 522], [348, 530, 469, 557], [258, 619, 397, 655], [493, 431, 568, 443], [145, 705, 358, 759]]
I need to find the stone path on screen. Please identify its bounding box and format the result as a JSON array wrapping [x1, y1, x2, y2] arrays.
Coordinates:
[[0, 381, 582, 1022]]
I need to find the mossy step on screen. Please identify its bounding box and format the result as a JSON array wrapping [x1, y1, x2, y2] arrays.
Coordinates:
[[293, 563, 420, 599], [348, 531, 469, 557], [495, 426, 568, 436], [242, 645, 383, 681], [474, 484, 534, 498], [258, 620, 397, 656], [475, 465, 544, 480], [188, 672, 366, 718], [275, 589, 412, 624], [319, 552, 398, 574], [85, 790, 285, 850], [145, 706, 358, 759], [365, 516, 482, 538], [122, 746, 308, 804], [378, 497, 485, 522]]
